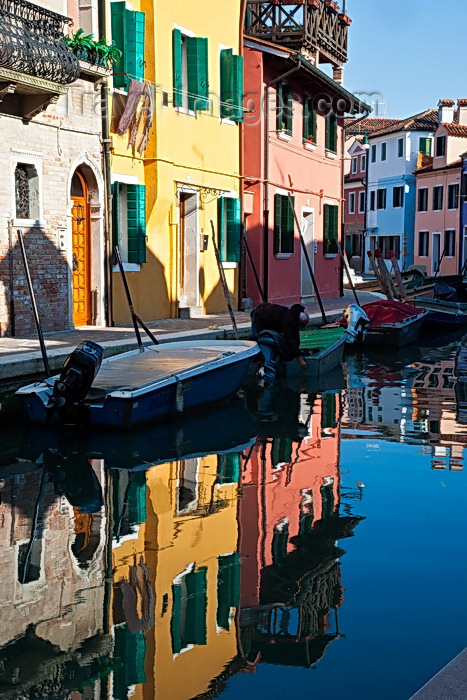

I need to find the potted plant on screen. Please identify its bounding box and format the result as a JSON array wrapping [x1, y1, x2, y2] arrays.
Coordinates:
[[62, 29, 121, 69]]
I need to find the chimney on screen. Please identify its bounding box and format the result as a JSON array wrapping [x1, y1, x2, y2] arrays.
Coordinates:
[[457, 99, 467, 126], [438, 99, 455, 124]]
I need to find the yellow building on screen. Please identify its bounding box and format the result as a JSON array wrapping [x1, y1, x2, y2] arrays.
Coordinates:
[[109, 0, 245, 324], [110, 453, 243, 699]]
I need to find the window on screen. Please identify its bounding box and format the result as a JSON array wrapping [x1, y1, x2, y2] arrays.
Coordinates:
[[325, 113, 337, 152], [393, 186, 404, 208], [448, 183, 459, 209], [433, 185, 444, 210], [436, 135, 446, 157], [274, 194, 294, 254], [351, 157, 358, 174], [171, 567, 208, 653], [111, 2, 145, 91], [397, 138, 404, 158], [218, 197, 241, 262], [359, 190, 366, 213], [361, 153, 366, 172], [371, 144, 376, 163], [378, 235, 400, 259], [418, 231, 429, 257], [303, 96, 317, 142], [348, 192, 355, 214], [112, 182, 147, 263], [173, 29, 209, 111], [419, 137, 432, 156], [370, 190, 376, 211], [220, 49, 244, 122], [381, 142, 387, 161], [216, 553, 240, 630], [277, 82, 293, 134], [445, 229, 455, 257], [15, 163, 39, 220], [418, 187, 428, 212], [323, 203, 339, 255], [377, 188, 387, 209]]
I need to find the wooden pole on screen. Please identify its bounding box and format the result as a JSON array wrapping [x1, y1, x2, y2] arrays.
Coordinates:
[[374, 248, 397, 299], [210, 221, 239, 340], [388, 250, 407, 300], [242, 226, 266, 303], [287, 193, 328, 325], [114, 246, 159, 346], [17, 230, 51, 377], [367, 250, 389, 298], [337, 240, 360, 305]]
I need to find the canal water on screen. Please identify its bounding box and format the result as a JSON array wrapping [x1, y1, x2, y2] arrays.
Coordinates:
[[1, 331, 467, 700]]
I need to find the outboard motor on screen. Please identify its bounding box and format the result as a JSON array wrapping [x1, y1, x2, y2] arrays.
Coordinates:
[[342, 304, 370, 343], [50, 340, 104, 416], [256, 329, 286, 381]]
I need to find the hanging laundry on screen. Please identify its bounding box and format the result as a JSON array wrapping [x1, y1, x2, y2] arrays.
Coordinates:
[[116, 79, 145, 136], [130, 83, 155, 155]]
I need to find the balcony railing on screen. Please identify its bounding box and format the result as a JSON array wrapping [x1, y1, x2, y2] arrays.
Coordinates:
[[0, 0, 80, 84], [245, 0, 350, 67]]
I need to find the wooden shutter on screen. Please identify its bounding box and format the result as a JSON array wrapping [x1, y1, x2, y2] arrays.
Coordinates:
[[285, 194, 294, 253], [111, 3, 145, 91], [173, 28, 183, 107], [276, 82, 283, 131], [285, 86, 293, 134], [398, 138, 403, 157], [324, 203, 338, 254], [303, 97, 317, 141], [218, 197, 226, 261], [226, 198, 241, 262], [220, 48, 232, 119], [274, 193, 282, 254], [326, 114, 337, 152], [127, 184, 146, 263], [112, 181, 121, 250], [231, 54, 243, 122], [187, 37, 209, 111], [186, 568, 207, 645]]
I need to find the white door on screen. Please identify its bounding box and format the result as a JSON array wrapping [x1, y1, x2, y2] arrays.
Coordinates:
[[179, 191, 199, 308], [301, 210, 314, 299], [432, 232, 441, 276]]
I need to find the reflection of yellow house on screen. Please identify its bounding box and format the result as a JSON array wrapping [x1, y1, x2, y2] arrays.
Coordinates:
[[111, 452, 242, 699], [109, 0, 245, 325]]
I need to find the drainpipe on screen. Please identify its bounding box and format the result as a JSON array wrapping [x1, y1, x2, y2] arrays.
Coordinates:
[[98, 0, 113, 326], [264, 60, 301, 301]]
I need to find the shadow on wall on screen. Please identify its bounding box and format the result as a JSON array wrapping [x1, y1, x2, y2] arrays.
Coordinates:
[[0, 226, 71, 338]]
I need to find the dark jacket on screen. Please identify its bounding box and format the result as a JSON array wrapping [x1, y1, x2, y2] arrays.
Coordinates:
[[251, 302, 305, 361]]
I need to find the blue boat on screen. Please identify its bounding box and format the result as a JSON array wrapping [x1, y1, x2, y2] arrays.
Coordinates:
[[413, 296, 467, 328], [16, 339, 260, 429]]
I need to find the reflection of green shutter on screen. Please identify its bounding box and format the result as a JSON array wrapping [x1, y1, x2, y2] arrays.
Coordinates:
[[217, 553, 240, 630], [127, 184, 146, 263], [272, 523, 289, 565], [321, 392, 337, 431], [111, 3, 145, 91], [272, 438, 293, 466], [114, 626, 146, 700], [171, 585, 182, 654], [320, 483, 334, 519], [128, 471, 146, 525], [173, 29, 183, 107], [217, 453, 240, 484], [186, 568, 207, 645], [187, 37, 209, 111], [112, 181, 121, 250]]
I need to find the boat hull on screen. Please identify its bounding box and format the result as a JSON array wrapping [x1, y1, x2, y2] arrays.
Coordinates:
[[286, 335, 346, 376], [17, 340, 260, 429], [357, 313, 428, 348], [414, 296, 467, 328]]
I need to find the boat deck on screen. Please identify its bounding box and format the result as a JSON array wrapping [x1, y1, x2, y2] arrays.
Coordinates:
[[90, 342, 250, 393]]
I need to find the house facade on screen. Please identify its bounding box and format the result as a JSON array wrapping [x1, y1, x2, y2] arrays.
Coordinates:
[[243, 1, 368, 306], [414, 100, 467, 276], [365, 109, 438, 274], [0, 0, 109, 337], [343, 139, 368, 272]]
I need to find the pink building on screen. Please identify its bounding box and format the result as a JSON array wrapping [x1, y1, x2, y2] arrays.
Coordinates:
[[242, 36, 367, 306], [344, 139, 367, 271], [414, 99, 467, 276]]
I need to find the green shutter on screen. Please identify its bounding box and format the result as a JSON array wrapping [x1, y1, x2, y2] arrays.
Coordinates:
[[218, 197, 226, 261], [324, 204, 338, 255], [326, 114, 337, 152], [173, 29, 183, 107], [284, 194, 294, 254], [127, 184, 146, 263], [232, 54, 244, 122], [186, 568, 207, 645], [111, 2, 126, 89], [398, 138, 404, 157], [274, 193, 282, 254], [304, 98, 316, 141], [187, 37, 209, 111], [111, 4, 145, 91], [285, 86, 293, 134], [274, 194, 294, 255], [112, 181, 121, 250], [171, 585, 182, 654], [220, 50, 243, 121], [220, 49, 232, 119], [276, 82, 283, 131], [420, 137, 432, 156], [226, 198, 241, 262]]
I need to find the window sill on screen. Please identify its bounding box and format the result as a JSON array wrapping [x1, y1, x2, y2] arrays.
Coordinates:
[[222, 262, 238, 269], [175, 106, 196, 117], [112, 263, 141, 273], [220, 118, 238, 126], [277, 131, 292, 142], [15, 218, 45, 227], [303, 141, 317, 151], [325, 150, 338, 159], [274, 253, 292, 259]]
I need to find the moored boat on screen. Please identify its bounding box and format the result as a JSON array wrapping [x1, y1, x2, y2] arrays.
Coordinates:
[[16, 339, 260, 429], [342, 300, 429, 348]]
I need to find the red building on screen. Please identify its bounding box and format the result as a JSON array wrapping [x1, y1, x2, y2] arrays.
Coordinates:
[[242, 3, 368, 306]]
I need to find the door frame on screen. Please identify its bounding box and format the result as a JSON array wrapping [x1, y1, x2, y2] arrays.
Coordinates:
[[177, 187, 200, 310], [300, 206, 315, 301], [432, 231, 441, 276], [71, 169, 91, 326]]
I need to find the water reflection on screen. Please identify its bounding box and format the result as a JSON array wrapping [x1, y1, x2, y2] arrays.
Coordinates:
[[6, 335, 467, 698]]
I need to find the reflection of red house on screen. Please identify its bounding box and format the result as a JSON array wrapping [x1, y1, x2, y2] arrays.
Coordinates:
[[242, 37, 366, 306]]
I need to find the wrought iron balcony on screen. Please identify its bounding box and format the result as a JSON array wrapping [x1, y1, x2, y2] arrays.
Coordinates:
[[245, 0, 350, 67], [0, 0, 80, 84]]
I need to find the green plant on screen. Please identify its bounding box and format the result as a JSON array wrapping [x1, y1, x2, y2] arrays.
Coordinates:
[[62, 29, 122, 69]]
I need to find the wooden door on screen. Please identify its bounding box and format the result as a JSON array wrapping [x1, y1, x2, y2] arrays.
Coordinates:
[[71, 171, 91, 326]]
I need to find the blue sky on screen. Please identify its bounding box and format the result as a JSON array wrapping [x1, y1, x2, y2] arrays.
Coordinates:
[[344, 0, 467, 119]]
